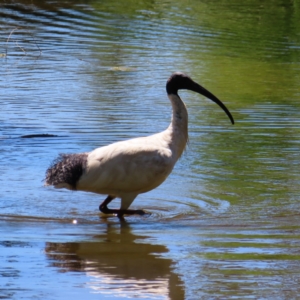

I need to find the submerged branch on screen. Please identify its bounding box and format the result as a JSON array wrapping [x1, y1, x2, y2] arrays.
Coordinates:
[[5, 26, 42, 59]]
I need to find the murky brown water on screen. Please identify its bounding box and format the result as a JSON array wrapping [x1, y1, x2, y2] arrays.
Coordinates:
[[1, 1, 300, 299]]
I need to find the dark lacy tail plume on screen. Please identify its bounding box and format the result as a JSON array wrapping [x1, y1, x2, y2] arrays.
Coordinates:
[[45, 153, 88, 190]]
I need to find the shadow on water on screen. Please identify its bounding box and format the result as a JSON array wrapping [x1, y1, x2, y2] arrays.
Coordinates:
[[45, 220, 185, 300]]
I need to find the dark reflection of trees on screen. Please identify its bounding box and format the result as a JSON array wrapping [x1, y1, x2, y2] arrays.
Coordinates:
[[45, 221, 184, 300]]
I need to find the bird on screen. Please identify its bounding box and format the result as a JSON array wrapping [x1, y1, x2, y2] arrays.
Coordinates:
[[45, 72, 234, 218]]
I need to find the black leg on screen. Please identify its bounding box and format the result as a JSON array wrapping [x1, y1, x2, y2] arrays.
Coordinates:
[[99, 195, 115, 213], [99, 195, 147, 218]]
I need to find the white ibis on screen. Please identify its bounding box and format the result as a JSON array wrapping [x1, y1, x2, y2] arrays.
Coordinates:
[[45, 72, 234, 218]]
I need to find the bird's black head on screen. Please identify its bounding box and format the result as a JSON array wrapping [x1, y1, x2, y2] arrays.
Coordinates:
[[166, 72, 234, 124], [166, 72, 196, 95]]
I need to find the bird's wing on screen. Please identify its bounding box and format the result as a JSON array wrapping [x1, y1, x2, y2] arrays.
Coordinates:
[[77, 138, 175, 195]]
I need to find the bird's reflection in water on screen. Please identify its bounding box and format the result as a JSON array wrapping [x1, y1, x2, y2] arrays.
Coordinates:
[[45, 220, 184, 299]]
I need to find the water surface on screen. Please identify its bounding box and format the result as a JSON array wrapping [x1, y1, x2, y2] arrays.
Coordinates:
[[1, 1, 300, 299]]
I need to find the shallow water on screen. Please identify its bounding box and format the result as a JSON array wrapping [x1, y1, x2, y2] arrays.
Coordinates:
[[1, 0, 300, 299]]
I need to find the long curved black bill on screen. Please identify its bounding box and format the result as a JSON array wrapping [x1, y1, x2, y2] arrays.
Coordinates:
[[191, 82, 234, 125]]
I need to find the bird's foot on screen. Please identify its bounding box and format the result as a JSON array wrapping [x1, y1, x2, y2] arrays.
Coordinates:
[[99, 195, 149, 218], [99, 205, 148, 218]]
